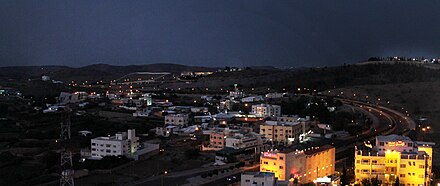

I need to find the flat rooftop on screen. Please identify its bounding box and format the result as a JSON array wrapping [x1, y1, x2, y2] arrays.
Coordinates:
[[376, 134, 411, 142], [242, 172, 275, 178]]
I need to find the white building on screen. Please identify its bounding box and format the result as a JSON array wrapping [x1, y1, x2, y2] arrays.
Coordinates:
[[241, 172, 276, 186], [41, 75, 51, 81], [229, 84, 244, 99], [241, 96, 264, 103], [140, 94, 153, 106], [58, 92, 88, 105], [251, 104, 281, 117], [90, 129, 139, 159], [375, 134, 416, 154], [190, 107, 209, 113], [155, 126, 178, 137], [265, 92, 286, 99], [225, 133, 264, 152], [165, 114, 189, 126]]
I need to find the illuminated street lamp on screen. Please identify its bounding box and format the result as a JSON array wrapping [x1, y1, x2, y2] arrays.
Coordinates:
[[161, 170, 168, 186]]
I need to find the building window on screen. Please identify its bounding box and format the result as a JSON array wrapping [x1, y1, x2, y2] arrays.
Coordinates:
[[362, 159, 369, 164], [279, 157, 283, 160], [400, 174, 405, 178], [400, 164, 406, 168], [279, 166, 283, 169], [380, 142, 385, 146], [419, 165, 425, 169]]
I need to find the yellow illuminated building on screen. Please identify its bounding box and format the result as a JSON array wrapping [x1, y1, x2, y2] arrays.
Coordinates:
[[260, 145, 335, 183], [355, 135, 434, 186]]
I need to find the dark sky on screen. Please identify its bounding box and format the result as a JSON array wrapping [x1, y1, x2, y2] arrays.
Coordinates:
[[1, 0, 440, 67]]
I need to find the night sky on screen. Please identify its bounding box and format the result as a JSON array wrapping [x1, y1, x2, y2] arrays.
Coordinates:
[[1, 0, 440, 67]]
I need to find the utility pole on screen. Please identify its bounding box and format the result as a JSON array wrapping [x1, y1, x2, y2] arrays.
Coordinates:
[[60, 110, 74, 186]]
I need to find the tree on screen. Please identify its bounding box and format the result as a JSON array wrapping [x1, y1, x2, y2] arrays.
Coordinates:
[[293, 178, 299, 185], [361, 179, 371, 186], [201, 173, 207, 178], [371, 175, 379, 186], [394, 177, 400, 186], [340, 166, 348, 186], [184, 148, 199, 159]]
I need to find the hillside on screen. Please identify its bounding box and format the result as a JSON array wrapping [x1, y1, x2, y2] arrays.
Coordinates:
[[164, 63, 440, 92], [0, 63, 217, 82], [357, 60, 440, 70], [0, 66, 70, 79]]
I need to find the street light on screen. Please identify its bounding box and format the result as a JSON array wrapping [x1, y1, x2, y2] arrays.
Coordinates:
[[161, 170, 168, 186]]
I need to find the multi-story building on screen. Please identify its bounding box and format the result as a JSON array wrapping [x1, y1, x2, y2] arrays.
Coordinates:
[[251, 104, 281, 117], [229, 84, 244, 99], [214, 132, 267, 164], [225, 133, 264, 152], [210, 129, 233, 149], [164, 114, 189, 126], [155, 125, 178, 137], [260, 145, 335, 183], [260, 117, 312, 145], [91, 129, 139, 159], [241, 172, 277, 186], [354, 135, 434, 186]]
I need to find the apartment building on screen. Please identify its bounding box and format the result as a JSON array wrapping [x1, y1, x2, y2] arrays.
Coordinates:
[[251, 104, 281, 117], [260, 145, 335, 183], [260, 118, 312, 145], [225, 133, 264, 151], [165, 113, 189, 126], [354, 135, 434, 186], [91, 129, 139, 159]]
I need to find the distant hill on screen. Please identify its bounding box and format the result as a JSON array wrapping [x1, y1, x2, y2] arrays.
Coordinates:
[[163, 63, 440, 92], [248, 66, 279, 70], [357, 60, 440, 70], [0, 63, 217, 82], [0, 65, 70, 79]]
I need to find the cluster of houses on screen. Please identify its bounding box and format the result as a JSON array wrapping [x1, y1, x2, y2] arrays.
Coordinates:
[[77, 84, 319, 164], [52, 84, 350, 186]]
